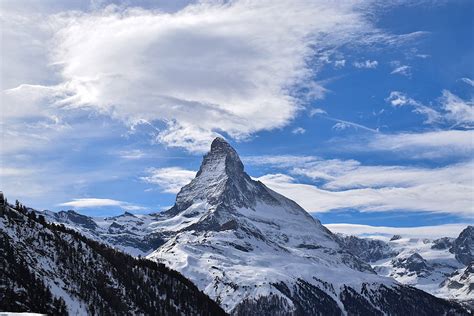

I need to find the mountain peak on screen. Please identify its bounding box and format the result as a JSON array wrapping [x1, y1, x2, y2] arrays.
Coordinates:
[[210, 136, 231, 152], [196, 136, 244, 178], [168, 137, 274, 216], [166, 137, 324, 234]]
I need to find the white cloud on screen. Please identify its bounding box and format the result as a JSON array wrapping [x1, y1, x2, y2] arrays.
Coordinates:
[[328, 117, 378, 133], [258, 170, 473, 216], [390, 65, 411, 77], [0, 167, 35, 177], [249, 155, 474, 216], [368, 130, 474, 158], [309, 108, 327, 117], [291, 127, 306, 135], [332, 122, 351, 131], [118, 149, 146, 160], [59, 198, 144, 210], [244, 155, 319, 168], [386, 90, 473, 128], [385, 90, 474, 128], [308, 108, 378, 133], [325, 223, 470, 239], [0, 9, 57, 91], [2, 1, 422, 152], [353, 60, 378, 69], [415, 54, 430, 59], [334, 59, 346, 67], [321, 161, 474, 190], [250, 154, 474, 189], [461, 77, 474, 87], [141, 167, 196, 193], [439, 90, 474, 128], [386, 91, 441, 124]]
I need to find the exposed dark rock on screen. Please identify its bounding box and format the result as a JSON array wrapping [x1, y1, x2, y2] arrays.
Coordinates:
[[390, 234, 402, 241], [392, 253, 432, 274], [432, 237, 454, 250], [55, 210, 98, 230], [336, 234, 398, 263], [450, 226, 474, 265]]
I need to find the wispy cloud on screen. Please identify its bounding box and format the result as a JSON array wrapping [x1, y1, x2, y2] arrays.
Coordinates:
[[141, 167, 196, 194], [353, 60, 378, 69], [309, 108, 327, 117], [309, 107, 378, 133], [415, 54, 430, 59], [390, 65, 412, 77], [316, 114, 379, 133], [59, 198, 144, 210], [332, 122, 351, 131], [367, 130, 474, 159], [325, 223, 470, 239], [461, 77, 474, 87], [440, 90, 474, 128], [389, 60, 412, 77], [118, 149, 146, 160], [386, 90, 473, 127], [386, 91, 441, 124], [330, 118, 378, 132], [291, 127, 306, 135], [249, 155, 474, 216], [334, 59, 346, 68], [258, 168, 473, 216]]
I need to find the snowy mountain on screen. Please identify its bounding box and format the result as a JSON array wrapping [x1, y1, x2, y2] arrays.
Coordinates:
[[41, 209, 167, 256], [441, 263, 474, 304], [337, 226, 474, 308], [0, 199, 225, 315], [40, 137, 470, 315]]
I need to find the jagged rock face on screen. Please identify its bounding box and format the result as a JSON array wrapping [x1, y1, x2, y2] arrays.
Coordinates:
[[167, 137, 286, 223], [390, 234, 402, 241], [336, 234, 398, 263], [54, 210, 99, 230], [173, 137, 257, 211], [432, 237, 454, 250], [338, 232, 473, 307], [392, 253, 432, 275], [441, 262, 474, 308], [451, 226, 474, 265], [161, 137, 333, 243]]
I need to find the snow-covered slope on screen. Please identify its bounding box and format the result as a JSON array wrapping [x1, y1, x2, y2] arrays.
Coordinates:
[[440, 263, 474, 304], [0, 200, 225, 315], [336, 226, 474, 308], [42, 209, 167, 256], [39, 138, 471, 315]]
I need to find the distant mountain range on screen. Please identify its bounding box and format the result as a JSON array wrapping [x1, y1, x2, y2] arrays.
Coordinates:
[[1, 137, 472, 315], [336, 226, 473, 307]]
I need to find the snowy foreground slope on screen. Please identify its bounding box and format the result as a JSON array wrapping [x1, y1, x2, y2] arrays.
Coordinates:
[[0, 201, 225, 315], [41, 137, 471, 315], [335, 226, 474, 308]]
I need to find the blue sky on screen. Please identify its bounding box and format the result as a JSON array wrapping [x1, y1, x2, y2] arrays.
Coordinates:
[[1, 0, 473, 228]]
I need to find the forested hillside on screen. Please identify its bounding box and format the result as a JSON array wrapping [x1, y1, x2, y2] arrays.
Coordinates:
[[0, 196, 226, 315]]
